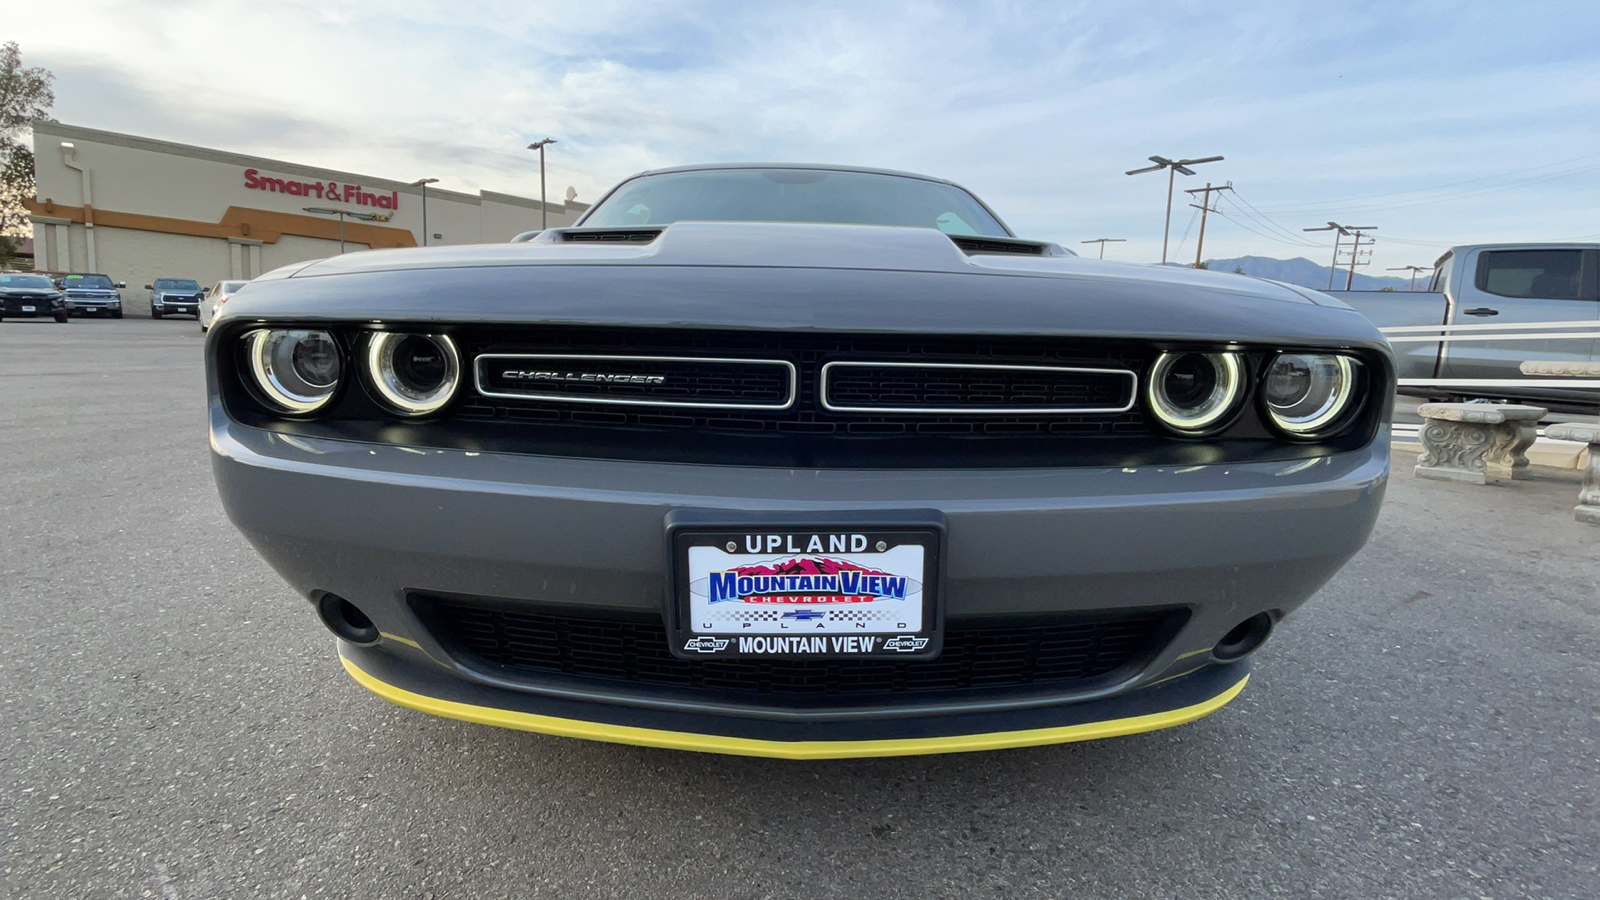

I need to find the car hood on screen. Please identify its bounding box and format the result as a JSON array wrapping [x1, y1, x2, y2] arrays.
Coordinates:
[[276, 222, 1326, 302], [231, 222, 1386, 348]]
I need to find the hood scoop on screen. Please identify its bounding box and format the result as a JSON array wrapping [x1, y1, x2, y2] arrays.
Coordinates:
[[950, 236, 1050, 256], [561, 229, 663, 244]]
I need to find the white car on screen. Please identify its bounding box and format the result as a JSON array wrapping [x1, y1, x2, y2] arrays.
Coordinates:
[[199, 280, 249, 332]]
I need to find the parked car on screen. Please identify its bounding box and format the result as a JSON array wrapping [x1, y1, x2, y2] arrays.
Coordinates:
[[0, 272, 70, 323], [1337, 243, 1599, 406], [198, 279, 249, 332], [57, 273, 125, 318], [209, 163, 1393, 758], [146, 278, 204, 319]]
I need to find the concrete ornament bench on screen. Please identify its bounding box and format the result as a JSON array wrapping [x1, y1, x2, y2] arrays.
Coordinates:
[[1414, 402, 1547, 484], [1542, 422, 1600, 525]]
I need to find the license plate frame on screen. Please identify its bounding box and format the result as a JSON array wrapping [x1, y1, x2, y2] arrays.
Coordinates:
[[665, 509, 945, 661]]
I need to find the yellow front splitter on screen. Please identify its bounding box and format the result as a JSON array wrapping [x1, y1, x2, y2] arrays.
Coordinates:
[[341, 655, 1248, 759]]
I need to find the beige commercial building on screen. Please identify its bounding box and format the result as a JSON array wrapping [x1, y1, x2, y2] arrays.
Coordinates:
[[27, 122, 588, 315]]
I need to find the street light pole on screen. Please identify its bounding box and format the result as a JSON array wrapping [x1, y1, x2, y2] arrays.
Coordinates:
[[1388, 265, 1432, 291], [527, 138, 558, 230], [1125, 154, 1223, 264], [1080, 238, 1126, 259], [410, 178, 439, 246]]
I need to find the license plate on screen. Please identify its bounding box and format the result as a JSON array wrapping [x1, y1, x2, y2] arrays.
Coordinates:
[[667, 512, 943, 660], [21, 306, 34, 312]]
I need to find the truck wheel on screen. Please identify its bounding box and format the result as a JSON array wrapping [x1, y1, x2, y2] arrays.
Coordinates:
[[54, 311, 69, 323], [112, 310, 123, 319], [151, 308, 163, 319]]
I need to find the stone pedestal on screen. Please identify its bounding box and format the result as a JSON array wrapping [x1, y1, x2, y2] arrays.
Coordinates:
[[1544, 422, 1600, 525], [1414, 403, 1547, 484]]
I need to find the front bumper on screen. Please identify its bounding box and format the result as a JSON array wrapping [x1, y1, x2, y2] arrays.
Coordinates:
[[68, 298, 120, 315], [1, 300, 61, 316], [213, 405, 1387, 752], [340, 641, 1250, 758]]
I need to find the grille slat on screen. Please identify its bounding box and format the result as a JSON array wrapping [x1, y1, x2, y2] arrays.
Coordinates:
[[416, 597, 1183, 703]]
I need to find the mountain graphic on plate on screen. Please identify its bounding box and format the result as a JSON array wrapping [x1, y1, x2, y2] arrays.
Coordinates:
[[733, 557, 890, 578]]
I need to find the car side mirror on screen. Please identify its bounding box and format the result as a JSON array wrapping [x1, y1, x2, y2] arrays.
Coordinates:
[[144, 284, 153, 290], [116, 282, 127, 289]]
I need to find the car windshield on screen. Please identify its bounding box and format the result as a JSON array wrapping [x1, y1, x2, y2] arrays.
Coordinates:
[[65, 274, 114, 289], [581, 168, 1010, 236], [155, 279, 200, 290], [0, 274, 55, 289]]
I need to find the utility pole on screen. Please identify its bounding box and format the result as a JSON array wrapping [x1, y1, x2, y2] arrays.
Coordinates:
[[1184, 181, 1232, 269], [1387, 265, 1433, 291], [1080, 238, 1126, 259], [1343, 229, 1377, 290], [1125, 154, 1223, 264], [1303, 222, 1374, 290]]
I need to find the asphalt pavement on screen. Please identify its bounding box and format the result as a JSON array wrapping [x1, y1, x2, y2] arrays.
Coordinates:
[[3, 318, 1597, 899]]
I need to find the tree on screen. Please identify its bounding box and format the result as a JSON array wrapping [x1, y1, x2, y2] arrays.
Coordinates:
[[0, 42, 55, 238]]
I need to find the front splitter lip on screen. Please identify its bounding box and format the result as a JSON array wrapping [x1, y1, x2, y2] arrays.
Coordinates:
[[338, 642, 1250, 759]]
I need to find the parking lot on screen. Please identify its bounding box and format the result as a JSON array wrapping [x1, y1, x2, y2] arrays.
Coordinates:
[[2, 318, 1597, 899]]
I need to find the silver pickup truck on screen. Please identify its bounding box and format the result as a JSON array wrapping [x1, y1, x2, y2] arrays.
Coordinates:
[[1336, 243, 1598, 407]]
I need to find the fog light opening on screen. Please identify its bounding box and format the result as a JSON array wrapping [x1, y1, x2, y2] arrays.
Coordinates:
[[1212, 612, 1273, 661], [316, 593, 380, 645]]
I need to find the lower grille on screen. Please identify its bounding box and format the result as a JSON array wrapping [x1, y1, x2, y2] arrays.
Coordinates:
[[415, 596, 1184, 703]]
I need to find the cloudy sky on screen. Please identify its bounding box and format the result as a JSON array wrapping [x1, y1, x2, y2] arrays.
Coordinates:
[[12, 1, 1600, 272]]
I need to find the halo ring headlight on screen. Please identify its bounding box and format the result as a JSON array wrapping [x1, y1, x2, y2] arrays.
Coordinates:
[[365, 332, 461, 416], [1262, 353, 1361, 438], [1145, 351, 1246, 436], [245, 328, 341, 414]]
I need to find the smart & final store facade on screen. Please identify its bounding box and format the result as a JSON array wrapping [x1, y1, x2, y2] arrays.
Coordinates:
[[26, 122, 587, 316]]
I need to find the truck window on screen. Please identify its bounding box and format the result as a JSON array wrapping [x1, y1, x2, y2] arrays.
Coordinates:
[[1475, 249, 1582, 300]]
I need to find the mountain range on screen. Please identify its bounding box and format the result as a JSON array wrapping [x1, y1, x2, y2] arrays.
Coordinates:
[[1199, 256, 1432, 292]]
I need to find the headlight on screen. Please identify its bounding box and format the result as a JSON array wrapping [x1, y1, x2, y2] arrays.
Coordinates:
[[1262, 353, 1361, 437], [245, 329, 342, 414], [364, 332, 460, 416], [1145, 351, 1246, 436]]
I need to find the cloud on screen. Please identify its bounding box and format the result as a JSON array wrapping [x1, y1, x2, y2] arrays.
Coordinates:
[[10, 0, 1600, 268]]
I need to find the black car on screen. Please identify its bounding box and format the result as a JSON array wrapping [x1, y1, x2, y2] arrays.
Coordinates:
[[0, 273, 70, 323], [147, 278, 204, 319], [58, 273, 125, 318]]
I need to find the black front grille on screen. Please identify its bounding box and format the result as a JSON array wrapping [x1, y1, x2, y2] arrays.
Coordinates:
[[415, 596, 1183, 703], [822, 362, 1133, 412], [476, 354, 794, 408], [449, 328, 1155, 467]]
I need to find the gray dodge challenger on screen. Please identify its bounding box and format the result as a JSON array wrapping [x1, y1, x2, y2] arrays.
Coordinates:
[[208, 164, 1392, 758]]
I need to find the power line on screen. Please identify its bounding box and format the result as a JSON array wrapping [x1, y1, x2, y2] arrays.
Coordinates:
[[1224, 187, 1324, 247], [1252, 159, 1600, 216], [1249, 150, 1600, 211], [1172, 206, 1201, 259]]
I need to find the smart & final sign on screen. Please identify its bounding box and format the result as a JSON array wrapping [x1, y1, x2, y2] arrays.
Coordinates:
[[243, 168, 400, 210]]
